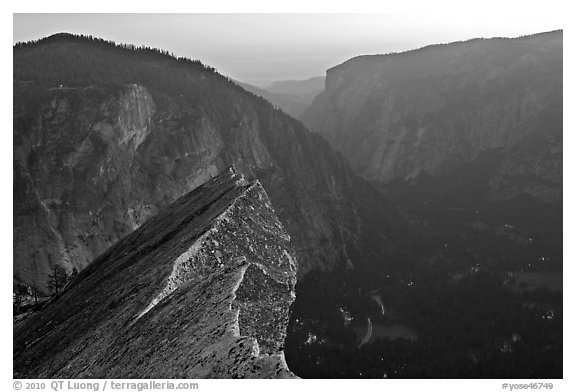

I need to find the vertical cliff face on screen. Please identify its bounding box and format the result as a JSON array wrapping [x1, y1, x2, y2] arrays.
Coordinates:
[[302, 31, 562, 203], [13, 34, 415, 292], [14, 168, 298, 378], [14, 83, 157, 292]]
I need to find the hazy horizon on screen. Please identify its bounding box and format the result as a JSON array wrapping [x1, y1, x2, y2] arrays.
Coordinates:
[[13, 14, 561, 87]]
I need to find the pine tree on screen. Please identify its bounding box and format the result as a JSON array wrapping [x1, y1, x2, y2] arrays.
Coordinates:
[[47, 264, 69, 294]]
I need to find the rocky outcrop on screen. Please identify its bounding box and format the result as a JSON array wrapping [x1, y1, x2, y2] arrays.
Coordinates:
[[302, 31, 562, 203], [13, 34, 414, 292], [13, 168, 298, 378]]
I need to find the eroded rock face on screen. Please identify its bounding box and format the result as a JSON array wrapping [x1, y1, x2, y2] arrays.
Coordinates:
[[302, 31, 562, 203], [13, 34, 414, 292], [13, 168, 297, 379]]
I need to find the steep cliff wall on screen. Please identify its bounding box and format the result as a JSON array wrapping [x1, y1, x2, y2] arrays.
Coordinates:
[[13, 34, 415, 292], [302, 31, 562, 203], [13, 168, 297, 378]]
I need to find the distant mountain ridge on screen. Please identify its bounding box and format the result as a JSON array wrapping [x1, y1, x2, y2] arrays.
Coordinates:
[[266, 76, 325, 95], [302, 30, 562, 204], [234, 80, 313, 118], [236, 76, 324, 118]]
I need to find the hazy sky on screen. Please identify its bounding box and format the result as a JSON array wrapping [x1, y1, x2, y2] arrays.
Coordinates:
[[13, 13, 561, 87]]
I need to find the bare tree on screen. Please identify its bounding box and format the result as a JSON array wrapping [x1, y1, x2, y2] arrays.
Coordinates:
[[32, 284, 38, 305]]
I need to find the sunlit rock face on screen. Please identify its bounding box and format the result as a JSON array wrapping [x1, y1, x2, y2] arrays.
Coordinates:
[[13, 168, 298, 379], [302, 31, 562, 203], [13, 34, 414, 292]]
